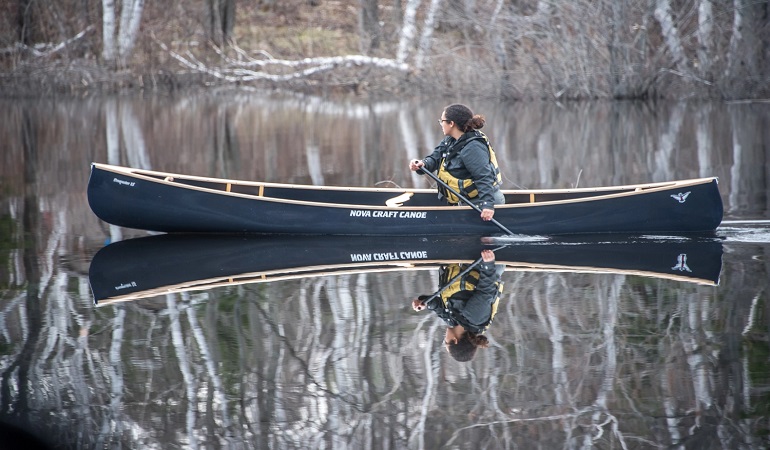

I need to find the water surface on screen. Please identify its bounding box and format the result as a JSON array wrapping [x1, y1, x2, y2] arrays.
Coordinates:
[[0, 93, 768, 449]]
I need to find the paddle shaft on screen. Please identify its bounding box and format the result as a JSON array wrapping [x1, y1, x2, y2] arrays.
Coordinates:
[[419, 168, 514, 235]]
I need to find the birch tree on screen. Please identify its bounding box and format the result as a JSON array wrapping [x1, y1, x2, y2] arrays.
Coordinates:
[[396, 0, 421, 63], [413, 0, 441, 71], [653, 0, 688, 74], [101, 0, 145, 68], [725, 0, 745, 81], [696, 0, 713, 78]]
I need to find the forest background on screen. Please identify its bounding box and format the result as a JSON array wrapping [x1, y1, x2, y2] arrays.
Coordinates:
[[0, 0, 769, 100]]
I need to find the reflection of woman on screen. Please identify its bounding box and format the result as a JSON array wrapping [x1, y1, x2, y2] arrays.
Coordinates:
[[409, 104, 504, 222], [412, 250, 504, 362]]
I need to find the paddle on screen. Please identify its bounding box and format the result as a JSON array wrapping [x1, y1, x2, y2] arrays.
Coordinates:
[[418, 167, 514, 235]]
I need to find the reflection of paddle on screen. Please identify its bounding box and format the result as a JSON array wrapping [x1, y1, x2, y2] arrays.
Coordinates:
[[418, 167, 514, 235]]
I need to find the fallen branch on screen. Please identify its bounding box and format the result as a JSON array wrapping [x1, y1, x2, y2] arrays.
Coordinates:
[[0, 26, 94, 57], [155, 38, 409, 83]]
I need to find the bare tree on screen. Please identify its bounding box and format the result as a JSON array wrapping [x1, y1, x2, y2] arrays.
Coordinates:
[[16, 0, 35, 46], [654, 0, 688, 74], [359, 0, 380, 54], [413, 0, 441, 71], [726, 0, 745, 81], [101, 0, 145, 68], [6, 0, 768, 99], [208, 0, 236, 46], [396, 0, 420, 63], [696, 0, 714, 78]]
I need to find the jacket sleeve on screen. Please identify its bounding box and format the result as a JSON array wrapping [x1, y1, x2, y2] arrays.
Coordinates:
[[455, 261, 502, 325], [459, 140, 497, 209], [421, 136, 453, 174], [426, 296, 459, 327]]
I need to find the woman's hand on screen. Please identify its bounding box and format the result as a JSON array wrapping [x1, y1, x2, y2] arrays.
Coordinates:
[[409, 159, 425, 172], [412, 298, 426, 311], [481, 249, 495, 262], [480, 208, 494, 221]]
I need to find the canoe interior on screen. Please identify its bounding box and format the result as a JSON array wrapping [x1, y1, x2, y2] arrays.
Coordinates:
[[139, 170, 673, 207]]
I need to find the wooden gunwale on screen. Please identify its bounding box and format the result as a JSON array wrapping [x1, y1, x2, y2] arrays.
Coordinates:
[[94, 163, 718, 210]]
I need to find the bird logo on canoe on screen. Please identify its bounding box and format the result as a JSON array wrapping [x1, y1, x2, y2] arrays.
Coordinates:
[[671, 253, 692, 272], [670, 191, 691, 203]]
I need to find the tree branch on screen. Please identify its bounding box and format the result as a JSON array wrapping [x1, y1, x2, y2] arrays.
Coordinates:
[[155, 39, 410, 83], [0, 26, 93, 57]]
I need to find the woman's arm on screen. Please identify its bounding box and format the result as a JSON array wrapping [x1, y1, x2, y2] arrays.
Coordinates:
[[417, 136, 453, 173], [459, 140, 498, 209], [455, 254, 502, 325]]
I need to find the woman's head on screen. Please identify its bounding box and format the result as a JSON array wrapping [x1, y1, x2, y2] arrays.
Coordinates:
[[443, 104, 485, 133], [444, 328, 489, 362]]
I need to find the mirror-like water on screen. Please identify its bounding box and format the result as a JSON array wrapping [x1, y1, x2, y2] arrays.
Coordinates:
[[0, 93, 768, 449]]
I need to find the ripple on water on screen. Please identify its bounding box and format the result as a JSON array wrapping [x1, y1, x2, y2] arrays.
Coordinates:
[[718, 222, 770, 243]]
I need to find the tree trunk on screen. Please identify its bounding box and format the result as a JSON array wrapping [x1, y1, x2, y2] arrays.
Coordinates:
[[609, 0, 624, 97], [16, 0, 34, 45], [654, 0, 688, 73], [101, 0, 116, 66], [392, 0, 402, 26], [222, 0, 235, 42], [117, 0, 144, 65], [101, 0, 144, 68], [209, 0, 223, 45], [414, 0, 441, 70], [761, 1, 770, 88], [359, 0, 380, 54], [696, 0, 713, 78], [726, 0, 744, 81], [208, 0, 236, 46], [396, 0, 421, 63], [489, 0, 507, 68]]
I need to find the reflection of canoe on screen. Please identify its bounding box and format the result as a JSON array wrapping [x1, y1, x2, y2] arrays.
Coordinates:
[[87, 163, 723, 236], [89, 234, 723, 305]]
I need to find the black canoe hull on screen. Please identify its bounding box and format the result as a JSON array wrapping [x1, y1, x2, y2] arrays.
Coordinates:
[[87, 164, 724, 236], [89, 234, 723, 304]]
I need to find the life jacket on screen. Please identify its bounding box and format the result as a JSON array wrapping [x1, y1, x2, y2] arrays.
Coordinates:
[[438, 263, 503, 333], [437, 131, 502, 205]]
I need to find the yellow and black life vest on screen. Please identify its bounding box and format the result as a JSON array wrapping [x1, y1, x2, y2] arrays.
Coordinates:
[[438, 263, 503, 332], [437, 131, 502, 205]]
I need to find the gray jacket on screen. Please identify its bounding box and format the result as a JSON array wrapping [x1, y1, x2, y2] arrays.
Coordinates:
[[421, 132, 499, 209]]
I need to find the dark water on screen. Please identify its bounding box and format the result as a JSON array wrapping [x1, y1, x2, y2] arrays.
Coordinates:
[[0, 92, 769, 449]]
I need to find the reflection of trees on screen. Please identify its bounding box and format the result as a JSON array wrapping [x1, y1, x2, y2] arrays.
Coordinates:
[[2, 247, 769, 447], [2, 95, 766, 201]]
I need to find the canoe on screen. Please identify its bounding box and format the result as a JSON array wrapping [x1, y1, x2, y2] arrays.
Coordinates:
[[89, 234, 723, 305], [87, 163, 723, 236]]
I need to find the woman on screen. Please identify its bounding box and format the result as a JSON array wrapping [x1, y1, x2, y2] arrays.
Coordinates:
[[409, 104, 504, 221], [411, 249, 504, 362]]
